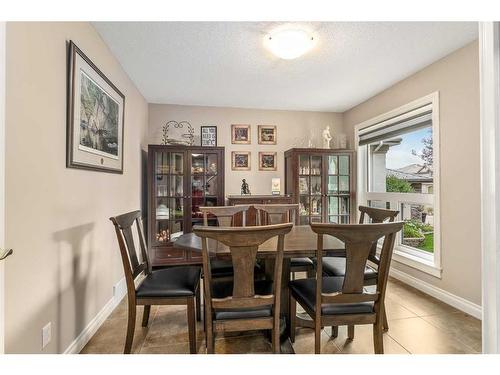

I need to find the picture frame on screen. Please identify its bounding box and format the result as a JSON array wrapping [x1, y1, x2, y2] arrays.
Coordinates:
[[232, 151, 251, 171], [259, 152, 277, 171], [201, 126, 217, 147], [67, 41, 125, 173], [231, 124, 251, 144], [258, 125, 277, 145]]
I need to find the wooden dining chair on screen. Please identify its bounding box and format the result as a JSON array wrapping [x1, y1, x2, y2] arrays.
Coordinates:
[[254, 204, 315, 280], [289, 221, 403, 354], [322, 205, 399, 335], [193, 223, 293, 354], [199, 205, 253, 279], [110, 210, 201, 354]]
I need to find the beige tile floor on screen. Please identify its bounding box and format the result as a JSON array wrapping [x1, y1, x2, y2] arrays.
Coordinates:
[[80, 277, 481, 354]]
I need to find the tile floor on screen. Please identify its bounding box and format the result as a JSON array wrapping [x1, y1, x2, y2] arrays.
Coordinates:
[[80, 277, 481, 354]]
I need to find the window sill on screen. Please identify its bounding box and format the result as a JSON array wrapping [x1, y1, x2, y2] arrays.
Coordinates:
[[392, 246, 442, 278]]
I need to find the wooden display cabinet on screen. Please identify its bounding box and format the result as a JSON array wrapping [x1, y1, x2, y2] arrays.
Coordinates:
[[147, 145, 225, 266]]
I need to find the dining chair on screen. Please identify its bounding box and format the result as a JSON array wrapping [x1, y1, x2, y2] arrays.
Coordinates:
[[254, 203, 315, 279], [289, 221, 403, 354], [193, 223, 293, 354], [322, 205, 399, 335], [199, 205, 254, 279], [110, 210, 201, 354]]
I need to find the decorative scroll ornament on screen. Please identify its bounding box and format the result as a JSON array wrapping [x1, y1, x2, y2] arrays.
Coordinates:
[[161, 121, 194, 146]]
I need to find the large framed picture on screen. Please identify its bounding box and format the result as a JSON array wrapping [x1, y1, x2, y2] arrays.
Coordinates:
[[231, 124, 251, 144], [232, 151, 251, 171], [201, 126, 217, 147], [259, 152, 277, 171], [67, 41, 125, 173], [258, 125, 277, 145]]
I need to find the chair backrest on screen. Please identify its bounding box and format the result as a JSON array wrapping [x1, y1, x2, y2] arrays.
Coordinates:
[[193, 223, 293, 312], [310, 222, 403, 314], [358, 205, 399, 224], [110, 210, 151, 298], [358, 205, 399, 263], [253, 204, 299, 225], [199, 205, 251, 227]]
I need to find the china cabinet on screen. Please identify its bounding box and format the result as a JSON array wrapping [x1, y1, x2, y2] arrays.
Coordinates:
[[284, 148, 355, 225], [147, 145, 225, 266]]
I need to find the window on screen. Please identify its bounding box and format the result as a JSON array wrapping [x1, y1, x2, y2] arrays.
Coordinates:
[[356, 93, 441, 277]]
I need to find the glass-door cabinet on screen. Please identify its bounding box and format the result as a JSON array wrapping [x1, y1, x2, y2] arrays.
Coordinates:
[[285, 148, 355, 225], [148, 145, 225, 266]]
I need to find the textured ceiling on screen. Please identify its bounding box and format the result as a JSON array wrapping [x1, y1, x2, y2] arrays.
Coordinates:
[[93, 22, 478, 112]]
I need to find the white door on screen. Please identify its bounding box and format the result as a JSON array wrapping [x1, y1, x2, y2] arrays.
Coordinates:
[[0, 20, 6, 354]]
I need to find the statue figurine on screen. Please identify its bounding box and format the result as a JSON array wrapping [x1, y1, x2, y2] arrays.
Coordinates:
[[323, 126, 332, 149], [241, 179, 251, 195]]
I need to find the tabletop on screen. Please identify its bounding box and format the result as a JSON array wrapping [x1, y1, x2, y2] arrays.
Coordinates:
[[174, 225, 346, 259]]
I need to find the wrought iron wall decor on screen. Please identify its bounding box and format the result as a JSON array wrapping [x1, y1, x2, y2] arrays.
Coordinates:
[[161, 121, 194, 146]]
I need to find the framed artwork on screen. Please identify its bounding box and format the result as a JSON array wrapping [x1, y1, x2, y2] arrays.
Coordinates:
[[201, 126, 217, 147], [232, 151, 251, 171], [231, 124, 251, 144], [259, 152, 277, 171], [258, 125, 277, 145], [67, 41, 125, 173]]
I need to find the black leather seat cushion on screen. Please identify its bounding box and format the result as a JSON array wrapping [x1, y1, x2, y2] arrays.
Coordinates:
[[289, 276, 374, 315], [290, 257, 314, 268], [212, 279, 273, 320], [321, 256, 377, 280], [209, 259, 262, 278], [136, 266, 201, 298]]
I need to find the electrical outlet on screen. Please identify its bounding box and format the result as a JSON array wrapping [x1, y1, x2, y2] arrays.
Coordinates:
[[42, 322, 51, 349]]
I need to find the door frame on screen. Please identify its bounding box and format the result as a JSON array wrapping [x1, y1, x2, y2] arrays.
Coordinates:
[[479, 21, 500, 354], [0, 20, 6, 354]]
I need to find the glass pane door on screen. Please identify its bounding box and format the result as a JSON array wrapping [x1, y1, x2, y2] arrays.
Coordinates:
[[298, 154, 322, 224], [191, 152, 219, 227], [154, 151, 185, 245], [326, 154, 350, 224]]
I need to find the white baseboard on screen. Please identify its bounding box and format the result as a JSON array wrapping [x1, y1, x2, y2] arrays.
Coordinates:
[[64, 277, 127, 354], [389, 268, 482, 320]]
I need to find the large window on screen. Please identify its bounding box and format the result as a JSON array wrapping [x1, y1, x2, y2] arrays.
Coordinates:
[[356, 93, 441, 277]]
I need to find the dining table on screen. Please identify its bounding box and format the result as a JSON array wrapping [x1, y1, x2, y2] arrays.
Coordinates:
[[174, 224, 346, 352]]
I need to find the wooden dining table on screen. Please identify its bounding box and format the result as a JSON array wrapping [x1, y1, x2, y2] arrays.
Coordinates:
[[174, 225, 346, 351]]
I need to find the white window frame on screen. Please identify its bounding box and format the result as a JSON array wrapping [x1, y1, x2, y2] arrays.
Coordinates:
[[355, 92, 442, 278]]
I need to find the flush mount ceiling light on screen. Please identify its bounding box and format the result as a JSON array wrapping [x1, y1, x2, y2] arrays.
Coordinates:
[[265, 28, 315, 60]]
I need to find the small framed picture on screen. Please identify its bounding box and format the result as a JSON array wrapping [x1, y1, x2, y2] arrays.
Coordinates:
[[232, 124, 251, 144], [259, 152, 277, 171], [232, 151, 251, 171], [201, 126, 217, 147], [258, 125, 277, 145]]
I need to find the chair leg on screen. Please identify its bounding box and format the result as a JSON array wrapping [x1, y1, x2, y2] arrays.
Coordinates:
[[272, 312, 281, 354], [289, 295, 296, 343], [383, 307, 389, 331], [187, 297, 197, 354], [124, 305, 136, 354], [314, 318, 321, 354], [331, 326, 338, 338], [196, 286, 202, 322], [347, 325, 355, 340], [373, 322, 384, 354], [205, 300, 214, 354], [142, 305, 151, 327]]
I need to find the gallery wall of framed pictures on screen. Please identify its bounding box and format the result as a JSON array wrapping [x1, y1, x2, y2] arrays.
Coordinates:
[[229, 124, 278, 171]]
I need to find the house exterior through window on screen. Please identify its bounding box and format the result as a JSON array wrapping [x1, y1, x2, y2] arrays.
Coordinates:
[[355, 92, 441, 277]]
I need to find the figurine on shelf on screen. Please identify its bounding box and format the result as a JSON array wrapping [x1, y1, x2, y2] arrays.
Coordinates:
[[323, 126, 332, 149], [241, 179, 251, 195]]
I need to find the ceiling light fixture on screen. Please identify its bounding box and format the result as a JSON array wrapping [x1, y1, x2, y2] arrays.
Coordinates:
[[265, 28, 315, 60]]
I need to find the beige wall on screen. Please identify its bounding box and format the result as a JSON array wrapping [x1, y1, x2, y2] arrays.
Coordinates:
[[343, 41, 481, 305], [149, 104, 344, 196], [5, 22, 148, 353]]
